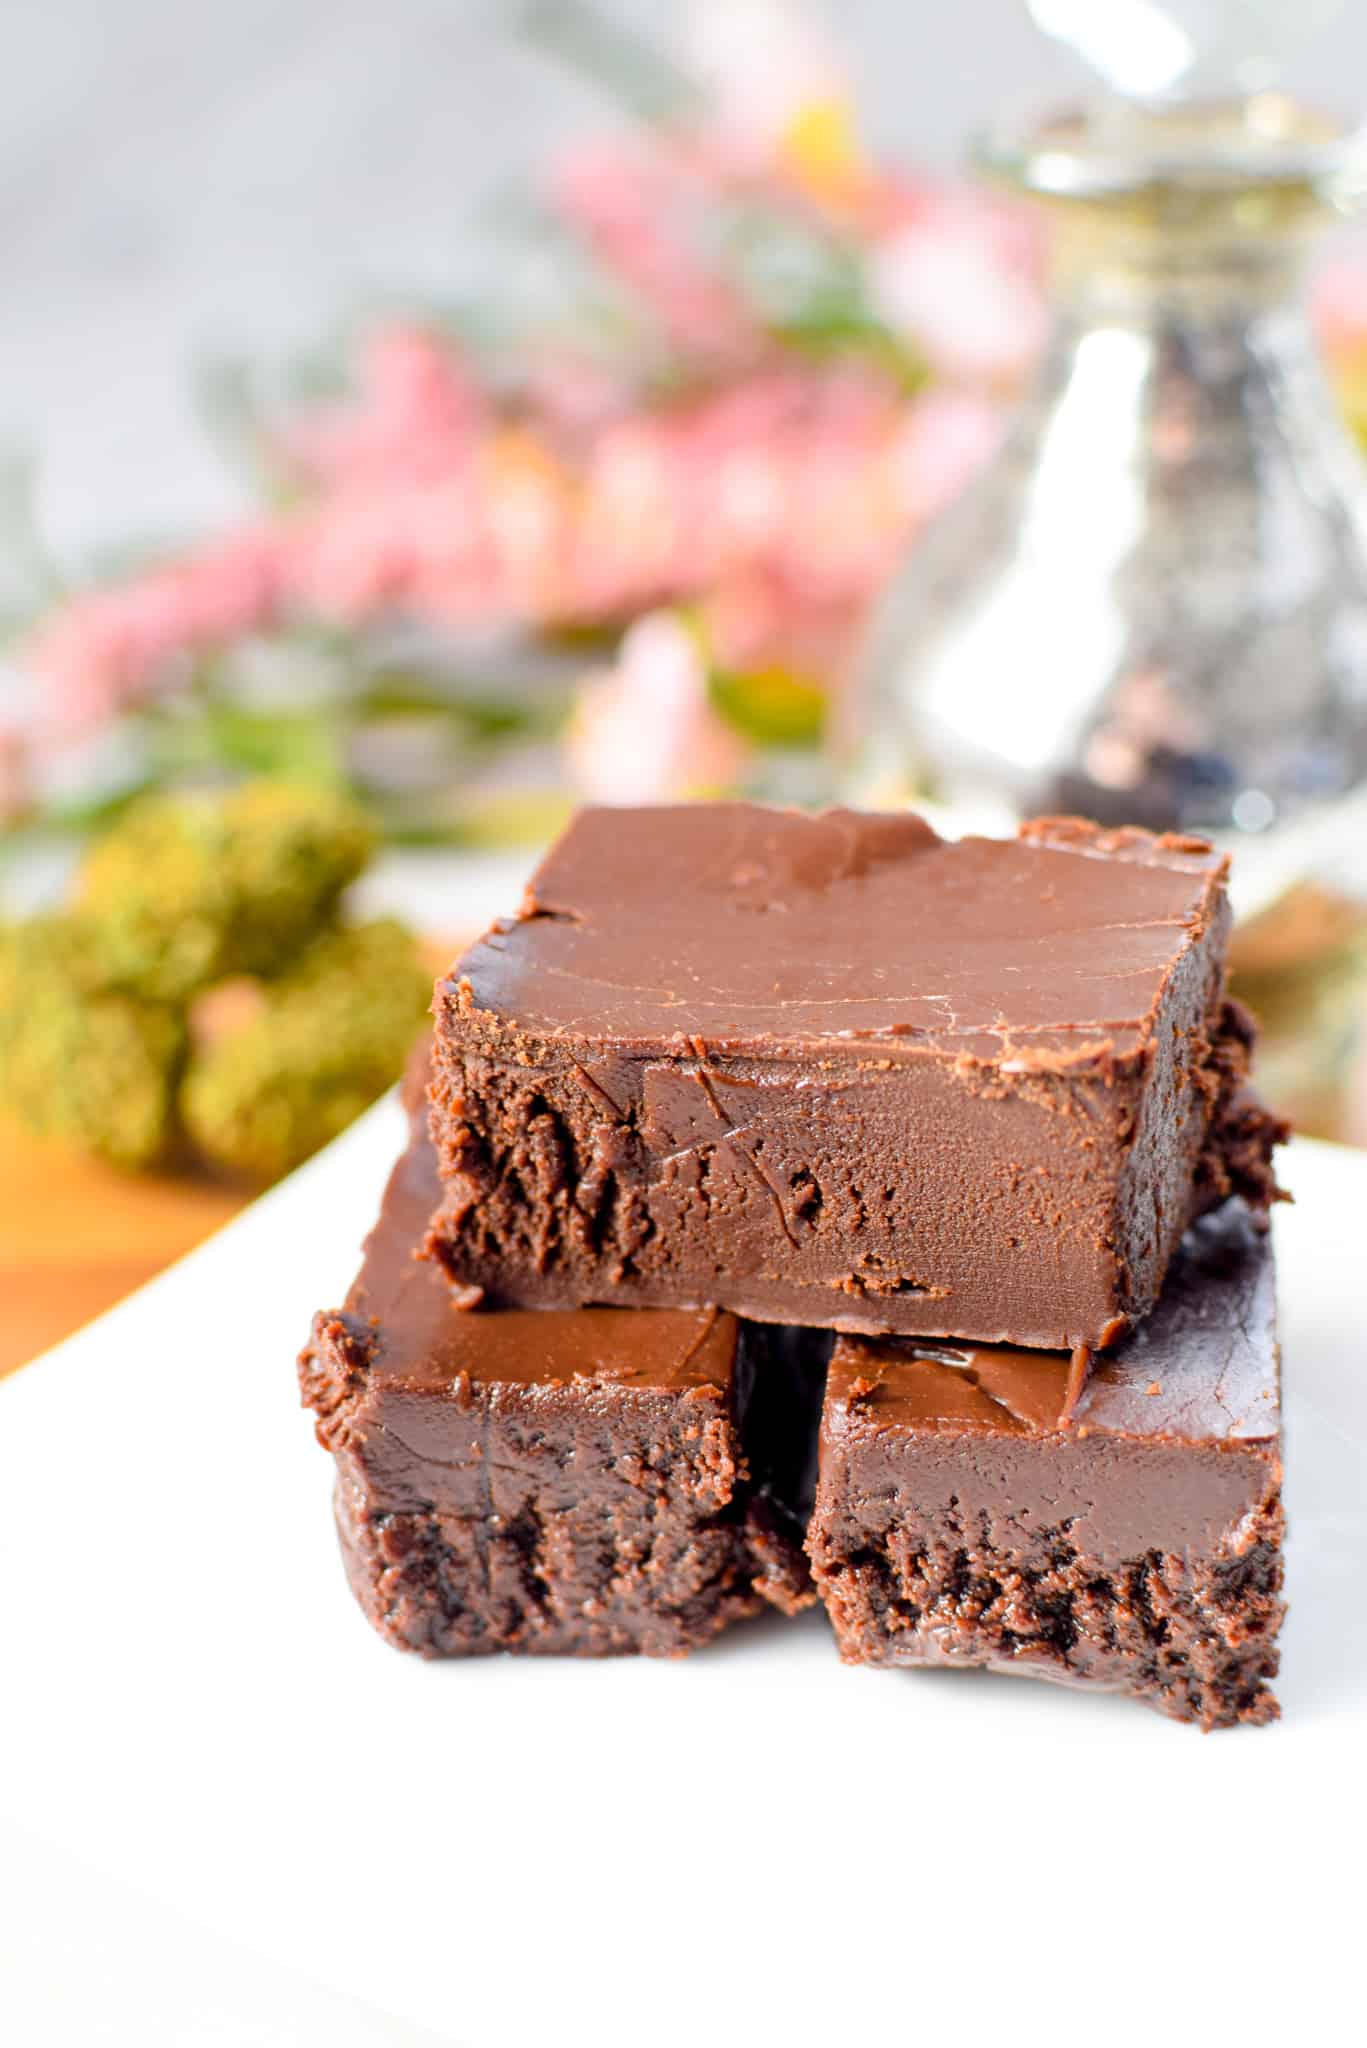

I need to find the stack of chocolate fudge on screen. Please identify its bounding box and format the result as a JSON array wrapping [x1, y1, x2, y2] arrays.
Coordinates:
[[300, 804, 1288, 1728]]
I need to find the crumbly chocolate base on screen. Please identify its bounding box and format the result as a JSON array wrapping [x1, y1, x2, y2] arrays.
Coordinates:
[[1192, 999, 1290, 1219], [331, 1478, 777, 1659], [304, 1309, 810, 1658], [810, 1491, 1284, 1730]]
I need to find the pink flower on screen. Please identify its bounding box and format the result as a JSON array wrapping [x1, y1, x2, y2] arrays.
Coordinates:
[[563, 417, 690, 617], [870, 189, 1046, 385], [702, 568, 858, 684], [682, 1, 850, 167], [475, 435, 568, 614], [566, 610, 749, 802], [888, 388, 1003, 528], [1314, 255, 1367, 358], [519, 354, 632, 443], [273, 326, 488, 490], [23, 527, 290, 738], [552, 145, 759, 360], [290, 486, 431, 623], [19, 328, 1009, 756]]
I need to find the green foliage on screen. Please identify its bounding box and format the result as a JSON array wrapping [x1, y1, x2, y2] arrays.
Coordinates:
[[145, 700, 353, 790], [0, 784, 432, 1180], [0, 917, 185, 1167], [773, 304, 927, 391], [710, 664, 827, 748], [181, 919, 431, 1181], [76, 783, 376, 1001]]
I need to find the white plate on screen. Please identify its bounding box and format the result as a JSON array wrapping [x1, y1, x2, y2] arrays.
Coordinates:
[[1, 1101, 1363, 2047]]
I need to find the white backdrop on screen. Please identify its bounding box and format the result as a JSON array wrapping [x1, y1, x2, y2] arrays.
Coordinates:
[[5, 0, 1366, 564]]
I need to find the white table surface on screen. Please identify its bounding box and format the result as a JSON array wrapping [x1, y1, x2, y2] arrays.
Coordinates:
[[0, 1103, 1362, 2047]]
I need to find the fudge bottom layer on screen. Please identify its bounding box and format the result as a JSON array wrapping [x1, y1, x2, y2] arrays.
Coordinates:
[[806, 1200, 1285, 1729], [299, 1129, 814, 1657]]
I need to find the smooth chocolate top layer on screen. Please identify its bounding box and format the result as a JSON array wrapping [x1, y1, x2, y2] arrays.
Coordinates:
[[819, 1200, 1280, 1557], [449, 803, 1228, 1062], [341, 1123, 738, 1394], [826, 1199, 1278, 1446]]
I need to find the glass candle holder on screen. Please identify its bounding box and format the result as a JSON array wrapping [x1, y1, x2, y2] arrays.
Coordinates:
[[856, 91, 1367, 900]]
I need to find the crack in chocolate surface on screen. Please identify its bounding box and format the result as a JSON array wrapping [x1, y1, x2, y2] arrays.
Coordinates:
[[450, 804, 1230, 1057]]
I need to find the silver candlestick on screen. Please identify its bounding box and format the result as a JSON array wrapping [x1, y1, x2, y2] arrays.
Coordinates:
[[854, 3, 1367, 920]]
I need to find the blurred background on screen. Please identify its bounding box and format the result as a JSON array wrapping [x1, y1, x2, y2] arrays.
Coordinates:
[[5, 0, 1367, 1365]]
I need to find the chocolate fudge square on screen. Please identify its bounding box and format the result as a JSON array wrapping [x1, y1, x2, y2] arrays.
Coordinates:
[[807, 1200, 1285, 1728], [299, 1129, 813, 1659], [428, 803, 1279, 1350]]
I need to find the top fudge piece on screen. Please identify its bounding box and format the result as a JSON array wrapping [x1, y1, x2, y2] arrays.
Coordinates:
[[428, 803, 1279, 1350]]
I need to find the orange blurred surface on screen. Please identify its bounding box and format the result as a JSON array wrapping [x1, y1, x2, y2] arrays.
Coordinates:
[[0, 935, 458, 1377], [0, 1114, 249, 1375]]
